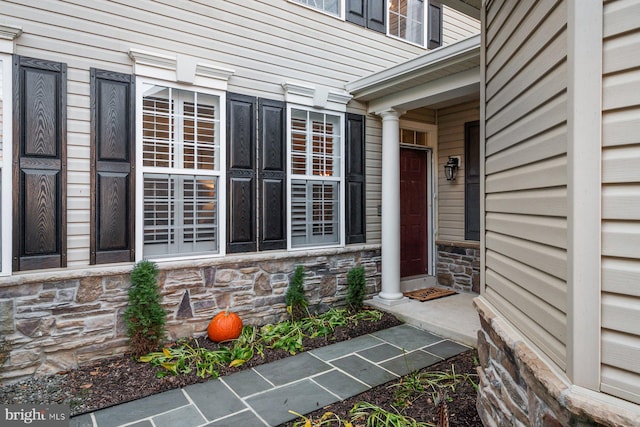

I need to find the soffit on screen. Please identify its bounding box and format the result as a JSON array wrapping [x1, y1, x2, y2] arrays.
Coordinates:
[[346, 34, 481, 103]]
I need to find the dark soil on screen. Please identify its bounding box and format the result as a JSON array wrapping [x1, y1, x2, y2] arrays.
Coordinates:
[[3, 310, 481, 425]]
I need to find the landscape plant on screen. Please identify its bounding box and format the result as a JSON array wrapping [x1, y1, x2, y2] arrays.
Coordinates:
[[124, 260, 167, 357], [286, 265, 309, 321], [345, 265, 366, 311]]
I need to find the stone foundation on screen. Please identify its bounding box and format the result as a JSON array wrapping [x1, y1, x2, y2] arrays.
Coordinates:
[[436, 240, 480, 293], [0, 245, 381, 383], [474, 297, 640, 427]]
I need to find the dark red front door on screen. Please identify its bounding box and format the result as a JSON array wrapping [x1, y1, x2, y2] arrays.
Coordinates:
[[400, 148, 429, 277]]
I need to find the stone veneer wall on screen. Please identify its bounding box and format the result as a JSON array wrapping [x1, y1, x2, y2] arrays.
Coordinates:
[[0, 245, 381, 383], [436, 241, 480, 293], [474, 298, 640, 427]]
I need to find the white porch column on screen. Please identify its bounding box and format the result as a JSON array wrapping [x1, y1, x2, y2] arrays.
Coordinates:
[[375, 109, 407, 304]]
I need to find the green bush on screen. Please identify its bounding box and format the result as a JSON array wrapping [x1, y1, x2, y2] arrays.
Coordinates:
[[346, 265, 366, 312], [124, 260, 167, 357], [285, 265, 309, 321]]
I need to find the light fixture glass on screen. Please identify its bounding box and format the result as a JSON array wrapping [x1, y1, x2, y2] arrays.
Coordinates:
[[444, 156, 459, 181]]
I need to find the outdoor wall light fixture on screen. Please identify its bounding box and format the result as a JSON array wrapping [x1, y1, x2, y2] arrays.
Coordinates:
[[444, 156, 459, 181]]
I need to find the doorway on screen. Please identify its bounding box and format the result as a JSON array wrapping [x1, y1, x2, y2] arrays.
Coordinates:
[[400, 147, 431, 278]]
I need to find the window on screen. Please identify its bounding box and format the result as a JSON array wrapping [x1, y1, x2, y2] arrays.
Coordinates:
[[389, 0, 425, 45], [294, 0, 340, 16], [141, 84, 221, 257], [289, 108, 343, 248]]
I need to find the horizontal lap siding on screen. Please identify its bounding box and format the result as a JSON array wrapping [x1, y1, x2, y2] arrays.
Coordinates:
[[437, 101, 479, 242], [442, 5, 480, 46], [2, 0, 437, 265], [601, 0, 640, 404], [483, 0, 568, 368]]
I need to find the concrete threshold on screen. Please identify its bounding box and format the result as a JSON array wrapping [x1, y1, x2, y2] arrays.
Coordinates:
[[367, 291, 480, 348]]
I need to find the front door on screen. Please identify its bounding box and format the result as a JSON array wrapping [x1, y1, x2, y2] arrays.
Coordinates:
[[400, 148, 429, 277]]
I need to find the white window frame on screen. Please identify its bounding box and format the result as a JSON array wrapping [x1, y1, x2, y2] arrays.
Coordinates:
[[388, 0, 426, 47], [287, 105, 345, 250], [290, 0, 344, 19], [0, 54, 13, 275], [135, 77, 227, 261]]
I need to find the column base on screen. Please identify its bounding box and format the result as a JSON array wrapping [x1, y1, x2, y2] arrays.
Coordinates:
[[372, 294, 409, 306]]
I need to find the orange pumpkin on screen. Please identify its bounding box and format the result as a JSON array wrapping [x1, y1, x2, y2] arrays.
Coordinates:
[[207, 308, 243, 342]]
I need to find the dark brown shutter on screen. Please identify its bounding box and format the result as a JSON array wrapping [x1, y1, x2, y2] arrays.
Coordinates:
[[465, 121, 480, 241], [258, 98, 286, 251], [346, 0, 366, 26], [13, 56, 67, 271], [90, 69, 135, 264], [346, 113, 366, 244], [428, 1, 443, 49], [346, 0, 386, 34], [226, 93, 257, 253], [367, 0, 387, 33]]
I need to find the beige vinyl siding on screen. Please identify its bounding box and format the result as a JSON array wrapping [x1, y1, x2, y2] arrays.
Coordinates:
[[1, 0, 475, 267], [437, 101, 479, 242], [601, 0, 640, 405], [365, 117, 382, 243], [483, 0, 568, 368], [442, 5, 480, 46]]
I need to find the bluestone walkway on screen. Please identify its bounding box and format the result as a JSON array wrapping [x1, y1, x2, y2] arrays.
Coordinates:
[[69, 324, 471, 427]]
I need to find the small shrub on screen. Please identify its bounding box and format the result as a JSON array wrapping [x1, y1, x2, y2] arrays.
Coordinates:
[[285, 265, 309, 321], [124, 260, 167, 357], [346, 265, 366, 312]]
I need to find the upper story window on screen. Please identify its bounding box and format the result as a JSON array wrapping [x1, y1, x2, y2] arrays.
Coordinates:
[[293, 0, 340, 16], [389, 0, 424, 45], [140, 83, 221, 257], [292, 0, 442, 48], [289, 107, 343, 248]]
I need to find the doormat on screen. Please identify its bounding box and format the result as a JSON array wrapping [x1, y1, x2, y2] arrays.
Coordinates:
[[403, 287, 457, 302]]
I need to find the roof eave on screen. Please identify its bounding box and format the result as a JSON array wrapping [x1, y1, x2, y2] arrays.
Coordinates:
[[346, 33, 481, 101]]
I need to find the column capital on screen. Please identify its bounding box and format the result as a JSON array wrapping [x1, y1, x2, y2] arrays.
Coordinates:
[[377, 108, 405, 120]]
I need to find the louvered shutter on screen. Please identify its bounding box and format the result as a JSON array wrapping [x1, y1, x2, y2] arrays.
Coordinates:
[[346, 0, 386, 34], [367, 0, 387, 33], [428, 1, 443, 49], [226, 93, 257, 253], [13, 56, 67, 271], [90, 69, 135, 264], [258, 98, 286, 250], [346, 113, 366, 244]]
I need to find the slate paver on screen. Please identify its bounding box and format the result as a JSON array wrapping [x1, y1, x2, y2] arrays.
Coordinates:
[[312, 369, 370, 400], [205, 409, 267, 426], [69, 414, 94, 427], [124, 422, 154, 427], [380, 349, 442, 376], [93, 388, 187, 427], [222, 369, 274, 397], [253, 352, 331, 386], [184, 379, 246, 421], [309, 334, 384, 361], [152, 405, 206, 427], [423, 339, 470, 359], [331, 354, 397, 387], [372, 325, 442, 351], [357, 343, 404, 363], [246, 379, 338, 426]]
